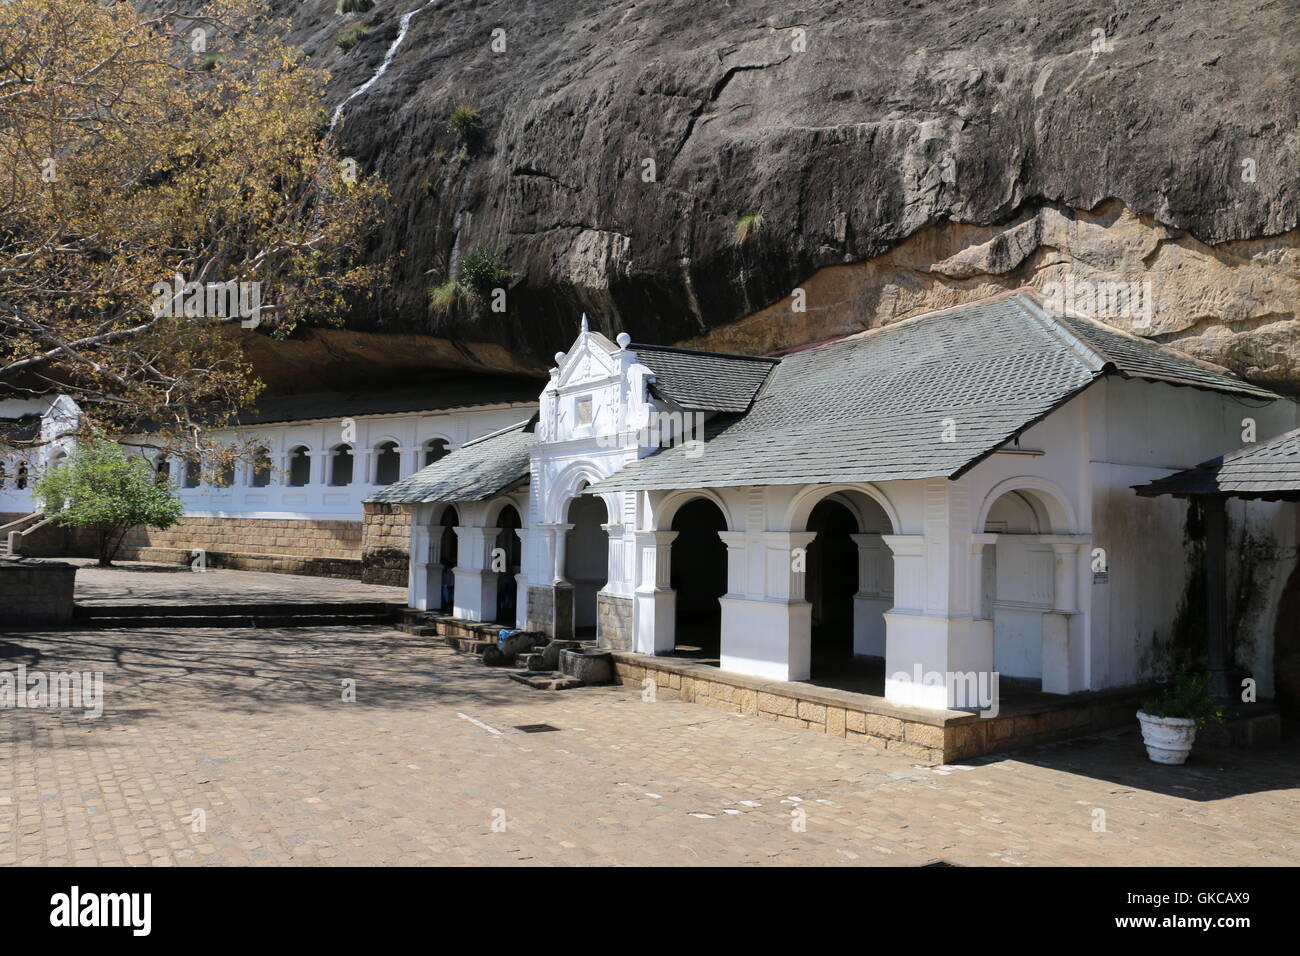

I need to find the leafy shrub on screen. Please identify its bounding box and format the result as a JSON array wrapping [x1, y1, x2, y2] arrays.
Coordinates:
[[336, 23, 371, 51], [1142, 672, 1225, 725], [32, 439, 183, 567], [447, 104, 485, 150], [457, 249, 511, 300]]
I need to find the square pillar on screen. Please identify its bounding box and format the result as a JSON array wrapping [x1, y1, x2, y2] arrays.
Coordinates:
[[633, 530, 677, 655], [718, 531, 816, 682], [1040, 534, 1090, 694], [451, 526, 501, 622]]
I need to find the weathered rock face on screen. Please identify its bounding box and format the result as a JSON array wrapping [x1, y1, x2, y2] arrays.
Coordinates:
[[255, 0, 1299, 391]]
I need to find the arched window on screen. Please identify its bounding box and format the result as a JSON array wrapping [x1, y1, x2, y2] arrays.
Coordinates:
[[251, 448, 272, 488], [155, 456, 171, 484], [374, 440, 400, 485], [217, 461, 235, 488], [15, 463, 27, 489], [288, 446, 311, 487], [0, 461, 7, 488], [183, 458, 200, 488], [424, 438, 450, 467], [329, 444, 353, 486]]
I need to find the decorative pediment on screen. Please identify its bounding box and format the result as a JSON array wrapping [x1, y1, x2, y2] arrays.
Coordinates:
[[554, 315, 622, 390]]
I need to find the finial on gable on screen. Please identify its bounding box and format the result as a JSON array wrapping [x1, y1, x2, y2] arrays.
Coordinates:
[[580, 313, 589, 334], [616, 332, 631, 350]]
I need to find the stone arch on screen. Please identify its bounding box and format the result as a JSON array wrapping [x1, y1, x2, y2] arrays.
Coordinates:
[[372, 438, 402, 486], [548, 460, 618, 525], [287, 444, 311, 487], [328, 443, 354, 486], [975, 476, 1078, 535], [653, 488, 735, 532], [782, 482, 900, 535], [422, 435, 452, 467]]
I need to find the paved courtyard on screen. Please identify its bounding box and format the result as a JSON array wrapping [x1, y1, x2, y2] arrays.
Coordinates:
[[1, 619, 1297, 866]]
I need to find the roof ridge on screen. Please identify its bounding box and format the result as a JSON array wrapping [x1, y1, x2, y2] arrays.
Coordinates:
[[628, 342, 780, 363], [461, 418, 532, 449], [1014, 292, 1109, 371]]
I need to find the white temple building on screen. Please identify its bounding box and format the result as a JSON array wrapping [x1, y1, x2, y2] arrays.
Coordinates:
[[374, 291, 1297, 713]]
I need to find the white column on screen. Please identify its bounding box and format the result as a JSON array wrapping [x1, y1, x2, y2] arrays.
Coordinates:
[[1040, 534, 1089, 694], [399, 445, 421, 478], [633, 530, 678, 655], [452, 526, 501, 622], [409, 522, 431, 610], [849, 532, 890, 658], [513, 527, 530, 630], [718, 530, 816, 682]]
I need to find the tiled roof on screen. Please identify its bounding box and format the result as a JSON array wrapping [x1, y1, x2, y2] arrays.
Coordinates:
[[631, 345, 777, 413], [595, 292, 1282, 492], [235, 376, 541, 426], [1134, 427, 1300, 500], [366, 420, 534, 504], [1059, 316, 1278, 399]]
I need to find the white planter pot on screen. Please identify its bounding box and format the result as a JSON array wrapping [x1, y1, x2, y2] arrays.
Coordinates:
[[1137, 710, 1198, 765]]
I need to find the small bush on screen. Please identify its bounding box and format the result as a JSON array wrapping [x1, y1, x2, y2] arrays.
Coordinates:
[[336, 0, 375, 13], [200, 53, 225, 71], [336, 23, 371, 51], [427, 280, 463, 312], [1142, 672, 1225, 725], [457, 249, 511, 300], [734, 211, 764, 245], [447, 104, 485, 149]]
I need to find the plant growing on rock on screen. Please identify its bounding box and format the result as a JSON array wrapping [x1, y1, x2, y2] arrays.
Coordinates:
[[32, 439, 183, 567], [457, 250, 512, 300], [734, 211, 764, 245], [447, 104, 486, 151], [336, 0, 375, 13], [336, 23, 371, 51], [427, 280, 464, 313]]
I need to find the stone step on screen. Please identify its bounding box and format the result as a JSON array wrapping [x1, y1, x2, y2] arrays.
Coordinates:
[[76, 612, 398, 629], [75, 601, 401, 619], [507, 670, 584, 691]]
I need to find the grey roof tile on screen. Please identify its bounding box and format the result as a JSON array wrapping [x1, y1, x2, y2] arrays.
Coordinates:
[[366, 421, 534, 504], [631, 344, 777, 413], [595, 292, 1282, 492], [1134, 427, 1300, 499]]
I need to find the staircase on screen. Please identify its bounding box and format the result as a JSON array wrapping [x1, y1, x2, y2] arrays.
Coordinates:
[[0, 511, 44, 558], [73, 601, 402, 629]]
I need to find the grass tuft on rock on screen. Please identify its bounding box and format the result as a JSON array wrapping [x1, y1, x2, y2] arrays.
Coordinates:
[[734, 211, 764, 245]]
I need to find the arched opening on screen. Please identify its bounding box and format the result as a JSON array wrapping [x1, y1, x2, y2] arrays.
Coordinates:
[[288, 446, 311, 487], [799, 490, 895, 691], [374, 440, 401, 485], [0, 461, 7, 487], [983, 489, 1056, 687], [15, 462, 27, 490], [217, 461, 235, 488], [565, 490, 608, 640], [438, 505, 459, 613], [329, 443, 353, 486], [251, 448, 272, 487], [183, 457, 200, 488], [424, 438, 450, 467], [154, 455, 170, 484], [494, 505, 522, 624], [670, 498, 728, 659], [807, 499, 859, 674]]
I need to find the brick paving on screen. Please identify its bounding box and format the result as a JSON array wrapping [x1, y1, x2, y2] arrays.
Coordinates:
[[1, 623, 1297, 866]]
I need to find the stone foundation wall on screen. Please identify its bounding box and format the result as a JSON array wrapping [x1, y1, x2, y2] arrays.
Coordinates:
[[360, 502, 412, 587], [0, 558, 76, 625], [597, 593, 634, 650], [526, 585, 555, 635], [115, 516, 363, 562], [612, 653, 1145, 764]]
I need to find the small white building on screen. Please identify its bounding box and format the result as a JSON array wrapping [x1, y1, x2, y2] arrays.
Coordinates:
[[0, 395, 80, 519], [379, 292, 1297, 713]]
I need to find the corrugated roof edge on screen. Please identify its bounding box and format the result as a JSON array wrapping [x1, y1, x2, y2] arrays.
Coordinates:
[[462, 415, 536, 449]]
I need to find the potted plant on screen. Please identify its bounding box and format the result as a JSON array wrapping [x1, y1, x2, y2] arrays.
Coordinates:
[[1137, 672, 1224, 765]]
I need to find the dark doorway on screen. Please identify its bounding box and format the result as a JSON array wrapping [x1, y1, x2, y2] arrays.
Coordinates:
[[807, 499, 859, 675], [438, 505, 459, 614], [495, 505, 522, 624], [671, 499, 728, 659], [565, 492, 609, 640]]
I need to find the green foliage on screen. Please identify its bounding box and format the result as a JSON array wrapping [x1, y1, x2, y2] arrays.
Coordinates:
[[1142, 672, 1225, 726], [335, 23, 371, 52], [457, 249, 511, 300], [32, 439, 183, 566], [336, 0, 375, 13], [734, 211, 764, 245], [200, 53, 225, 71], [447, 104, 485, 150], [427, 279, 463, 312]]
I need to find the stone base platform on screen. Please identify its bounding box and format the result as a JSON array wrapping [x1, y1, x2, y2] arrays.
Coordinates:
[[128, 546, 362, 580], [610, 652, 1148, 764]]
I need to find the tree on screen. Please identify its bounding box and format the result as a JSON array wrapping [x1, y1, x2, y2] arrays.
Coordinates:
[[32, 439, 183, 567], [0, 0, 385, 466]]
